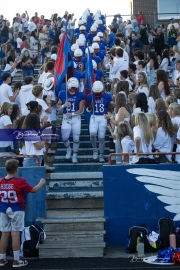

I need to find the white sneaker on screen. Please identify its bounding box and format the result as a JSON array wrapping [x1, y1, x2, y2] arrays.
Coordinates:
[[72, 155, 78, 164], [99, 155, 105, 163], [93, 150, 98, 160], [44, 164, 55, 171], [66, 147, 72, 159]]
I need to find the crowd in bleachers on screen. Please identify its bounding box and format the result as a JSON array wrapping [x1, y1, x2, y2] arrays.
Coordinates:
[[0, 9, 180, 167]]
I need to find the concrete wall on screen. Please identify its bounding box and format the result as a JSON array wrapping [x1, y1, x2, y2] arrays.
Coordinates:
[[103, 164, 180, 247], [0, 167, 46, 226]]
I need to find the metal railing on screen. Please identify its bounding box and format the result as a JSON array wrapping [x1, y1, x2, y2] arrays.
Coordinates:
[[0, 155, 41, 166], [108, 152, 180, 165]]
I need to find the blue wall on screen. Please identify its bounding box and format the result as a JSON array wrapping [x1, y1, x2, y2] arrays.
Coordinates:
[[103, 164, 180, 247], [0, 167, 46, 226]]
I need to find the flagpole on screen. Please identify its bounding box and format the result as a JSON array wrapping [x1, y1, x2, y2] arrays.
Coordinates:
[[65, 74, 68, 114]]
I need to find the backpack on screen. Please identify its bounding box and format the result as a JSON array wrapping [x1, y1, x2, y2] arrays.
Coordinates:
[[158, 217, 179, 250], [20, 225, 46, 257], [126, 226, 156, 253]]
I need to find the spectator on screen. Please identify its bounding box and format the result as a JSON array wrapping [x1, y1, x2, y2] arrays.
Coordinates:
[[148, 85, 161, 113], [39, 28, 49, 49], [153, 110, 174, 163], [0, 102, 13, 153], [129, 32, 143, 61], [28, 17, 37, 33], [0, 20, 9, 44], [132, 112, 154, 164], [21, 11, 29, 31], [39, 15, 45, 29], [41, 42, 51, 64], [34, 12, 40, 25], [16, 32, 23, 54], [19, 76, 35, 115], [30, 31, 39, 56], [159, 49, 170, 77], [21, 50, 34, 78], [167, 18, 179, 31], [139, 23, 149, 57], [0, 73, 19, 105], [167, 25, 177, 55], [118, 17, 125, 36], [146, 51, 159, 86], [153, 28, 165, 56], [108, 28, 117, 49], [22, 113, 45, 167], [0, 159, 45, 265], [136, 72, 149, 98], [137, 11, 144, 26], [155, 98, 167, 112], [111, 48, 128, 79], [131, 15, 139, 33], [21, 41, 33, 57], [67, 14, 76, 44], [156, 69, 170, 100], [20, 36, 27, 51], [125, 20, 133, 37]]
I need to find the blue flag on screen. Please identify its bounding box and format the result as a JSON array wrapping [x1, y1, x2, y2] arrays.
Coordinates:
[[54, 32, 74, 95]]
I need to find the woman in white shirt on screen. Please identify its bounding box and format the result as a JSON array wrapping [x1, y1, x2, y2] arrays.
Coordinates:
[[146, 51, 159, 86], [153, 110, 174, 163], [67, 14, 76, 45], [156, 69, 170, 100], [116, 121, 135, 163], [132, 113, 155, 164], [22, 113, 45, 167], [30, 31, 39, 56], [105, 93, 131, 162], [0, 102, 13, 153], [137, 72, 149, 98], [148, 85, 161, 113], [16, 32, 23, 54], [131, 92, 151, 126], [32, 85, 53, 170], [159, 49, 170, 77]]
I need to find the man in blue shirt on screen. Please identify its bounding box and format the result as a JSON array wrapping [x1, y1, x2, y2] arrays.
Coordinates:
[[41, 42, 51, 64], [108, 28, 117, 48]]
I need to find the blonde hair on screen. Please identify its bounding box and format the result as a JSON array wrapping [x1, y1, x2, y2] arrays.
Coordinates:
[[135, 113, 153, 144], [138, 72, 148, 87], [146, 114, 156, 127], [117, 121, 133, 146], [169, 102, 180, 116], [155, 98, 166, 112], [0, 102, 12, 116], [165, 95, 177, 108]]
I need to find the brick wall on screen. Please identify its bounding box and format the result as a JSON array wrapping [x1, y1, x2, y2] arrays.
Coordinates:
[[132, 0, 171, 28]]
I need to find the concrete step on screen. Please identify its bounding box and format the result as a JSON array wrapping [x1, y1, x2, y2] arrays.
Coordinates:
[[53, 163, 106, 172], [47, 189, 103, 199], [49, 180, 103, 190], [42, 216, 105, 226], [54, 155, 108, 163], [46, 209, 104, 218], [44, 230, 105, 244], [47, 198, 103, 209], [38, 245, 105, 258], [57, 141, 110, 148], [56, 148, 110, 156], [48, 172, 103, 180]]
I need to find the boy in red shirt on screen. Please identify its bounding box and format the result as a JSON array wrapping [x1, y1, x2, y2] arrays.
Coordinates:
[[0, 159, 45, 267]]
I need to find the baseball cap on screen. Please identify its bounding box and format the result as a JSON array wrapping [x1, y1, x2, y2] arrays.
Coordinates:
[[170, 18, 175, 20], [141, 23, 146, 26]]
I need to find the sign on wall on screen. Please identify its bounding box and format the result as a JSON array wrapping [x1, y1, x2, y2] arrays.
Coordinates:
[[103, 164, 180, 247]]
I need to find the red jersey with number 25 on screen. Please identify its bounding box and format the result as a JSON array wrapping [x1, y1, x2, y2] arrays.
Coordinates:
[[0, 177, 33, 213]]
